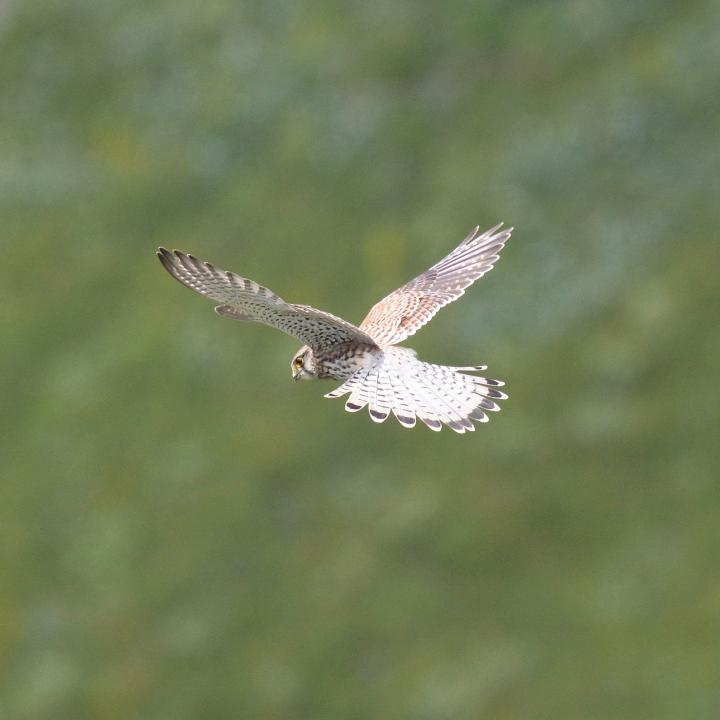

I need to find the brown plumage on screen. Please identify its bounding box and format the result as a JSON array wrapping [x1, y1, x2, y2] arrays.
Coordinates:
[[157, 223, 512, 433]]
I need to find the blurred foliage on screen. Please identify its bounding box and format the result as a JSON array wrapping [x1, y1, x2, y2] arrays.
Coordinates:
[[1, 0, 719, 718]]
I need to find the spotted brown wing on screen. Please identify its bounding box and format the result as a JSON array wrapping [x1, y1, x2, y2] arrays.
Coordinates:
[[157, 248, 378, 350], [359, 224, 512, 346]]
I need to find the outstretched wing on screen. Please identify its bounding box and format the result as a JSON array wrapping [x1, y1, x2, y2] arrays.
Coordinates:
[[157, 248, 378, 350], [359, 223, 512, 346]]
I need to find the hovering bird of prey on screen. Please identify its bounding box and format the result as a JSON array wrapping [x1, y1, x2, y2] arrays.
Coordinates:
[[157, 223, 511, 433]]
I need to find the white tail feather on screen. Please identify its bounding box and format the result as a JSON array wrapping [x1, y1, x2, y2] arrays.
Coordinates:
[[324, 349, 506, 433]]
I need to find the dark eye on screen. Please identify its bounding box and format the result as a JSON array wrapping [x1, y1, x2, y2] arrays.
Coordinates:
[[295, 357, 303, 368]]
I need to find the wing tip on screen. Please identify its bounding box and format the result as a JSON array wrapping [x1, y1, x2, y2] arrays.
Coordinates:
[[469, 222, 513, 246], [157, 246, 179, 275]]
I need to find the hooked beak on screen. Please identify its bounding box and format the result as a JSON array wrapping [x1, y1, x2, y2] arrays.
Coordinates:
[[292, 370, 300, 381]]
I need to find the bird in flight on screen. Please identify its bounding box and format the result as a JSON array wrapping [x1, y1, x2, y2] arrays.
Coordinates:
[[157, 223, 511, 433]]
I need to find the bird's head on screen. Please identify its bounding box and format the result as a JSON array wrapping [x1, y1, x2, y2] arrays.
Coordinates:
[[291, 345, 317, 381]]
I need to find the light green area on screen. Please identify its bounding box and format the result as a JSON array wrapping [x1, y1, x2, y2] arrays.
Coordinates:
[[2, 1, 719, 718]]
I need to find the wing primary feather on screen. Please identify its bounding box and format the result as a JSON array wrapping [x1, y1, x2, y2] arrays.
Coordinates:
[[157, 247, 379, 350], [359, 223, 512, 346]]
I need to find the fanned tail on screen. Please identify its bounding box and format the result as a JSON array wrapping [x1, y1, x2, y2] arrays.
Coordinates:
[[324, 353, 507, 434]]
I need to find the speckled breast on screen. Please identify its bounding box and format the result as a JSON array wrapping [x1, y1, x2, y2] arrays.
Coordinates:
[[316, 343, 378, 380]]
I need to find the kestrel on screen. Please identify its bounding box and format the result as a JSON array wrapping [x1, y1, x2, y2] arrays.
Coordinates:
[[157, 223, 511, 433]]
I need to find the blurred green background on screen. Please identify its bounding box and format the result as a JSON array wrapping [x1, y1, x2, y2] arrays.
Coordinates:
[[2, 1, 719, 718]]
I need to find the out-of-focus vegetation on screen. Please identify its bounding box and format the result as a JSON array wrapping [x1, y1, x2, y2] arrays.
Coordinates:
[[2, 1, 719, 718]]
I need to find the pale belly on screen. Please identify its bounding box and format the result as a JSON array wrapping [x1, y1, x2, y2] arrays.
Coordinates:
[[317, 344, 419, 380]]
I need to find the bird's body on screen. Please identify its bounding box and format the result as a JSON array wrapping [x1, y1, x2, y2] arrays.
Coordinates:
[[296, 341, 377, 380], [158, 223, 512, 433]]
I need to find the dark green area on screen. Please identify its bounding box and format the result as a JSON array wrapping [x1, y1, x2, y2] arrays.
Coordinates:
[[2, 1, 719, 718]]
